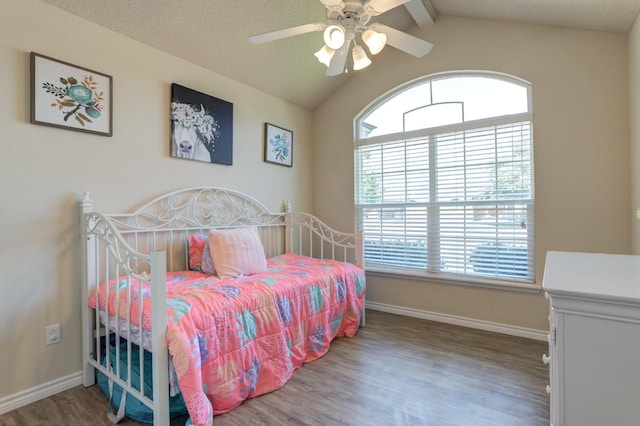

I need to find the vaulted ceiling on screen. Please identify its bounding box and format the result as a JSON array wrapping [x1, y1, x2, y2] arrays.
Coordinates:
[[42, 0, 640, 110]]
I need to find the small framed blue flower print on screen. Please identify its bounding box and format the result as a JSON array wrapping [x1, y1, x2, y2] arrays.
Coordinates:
[[30, 52, 112, 136], [264, 123, 293, 167]]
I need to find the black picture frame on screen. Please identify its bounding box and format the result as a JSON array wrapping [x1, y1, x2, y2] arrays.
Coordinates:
[[264, 123, 293, 167]]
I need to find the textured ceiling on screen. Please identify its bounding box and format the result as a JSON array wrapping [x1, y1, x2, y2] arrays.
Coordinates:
[[41, 0, 640, 110]]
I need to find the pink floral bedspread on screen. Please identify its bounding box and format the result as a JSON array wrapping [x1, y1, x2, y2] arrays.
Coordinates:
[[89, 253, 366, 426]]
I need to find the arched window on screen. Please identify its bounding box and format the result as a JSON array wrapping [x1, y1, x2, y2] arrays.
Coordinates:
[[355, 71, 534, 284]]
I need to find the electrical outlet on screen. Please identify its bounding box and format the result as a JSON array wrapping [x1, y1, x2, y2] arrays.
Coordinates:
[[46, 324, 61, 345]]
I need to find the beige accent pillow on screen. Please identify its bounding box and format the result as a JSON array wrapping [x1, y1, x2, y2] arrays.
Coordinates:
[[207, 226, 267, 279]]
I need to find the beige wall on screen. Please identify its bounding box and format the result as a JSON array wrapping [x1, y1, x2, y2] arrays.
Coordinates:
[[1, 0, 636, 408], [631, 16, 640, 253], [313, 16, 631, 332], [0, 0, 313, 400]]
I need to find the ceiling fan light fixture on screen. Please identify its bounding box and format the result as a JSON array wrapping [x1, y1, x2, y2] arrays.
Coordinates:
[[352, 45, 372, 70], [314, 44, 335, 67], [324, 24, 346, 49], [362, 29, 387, 55]]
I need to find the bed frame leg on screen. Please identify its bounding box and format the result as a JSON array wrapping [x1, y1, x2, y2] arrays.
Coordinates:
[[151, 251, 170, 426], [80, 191, 96, 387], [83, 363, 96, 387]]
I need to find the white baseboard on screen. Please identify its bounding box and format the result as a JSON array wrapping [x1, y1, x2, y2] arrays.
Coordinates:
[[365, 301, 548, 341], [0, 371, 83, 415], [0, 305, 546, 415]]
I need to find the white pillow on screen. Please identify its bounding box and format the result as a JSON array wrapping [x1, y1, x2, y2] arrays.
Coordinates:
[[207, 226, 268, 279]]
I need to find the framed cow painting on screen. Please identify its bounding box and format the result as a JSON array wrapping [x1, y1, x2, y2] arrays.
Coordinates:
[[170, 83, 233, 165]]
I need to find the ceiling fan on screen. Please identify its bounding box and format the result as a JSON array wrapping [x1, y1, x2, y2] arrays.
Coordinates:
[[249, 0, 433, 76]]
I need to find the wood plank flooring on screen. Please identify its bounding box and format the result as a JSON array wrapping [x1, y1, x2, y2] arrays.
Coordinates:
[[0, 310, 550, 426]]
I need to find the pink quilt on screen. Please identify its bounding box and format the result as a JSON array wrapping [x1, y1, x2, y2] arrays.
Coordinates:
[[89, 253, 366, 426]]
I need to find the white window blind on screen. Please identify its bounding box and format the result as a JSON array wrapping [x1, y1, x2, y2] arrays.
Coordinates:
[[355, 73, 534, 283]]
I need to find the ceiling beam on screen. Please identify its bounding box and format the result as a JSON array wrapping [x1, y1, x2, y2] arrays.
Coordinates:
[[404, 0, 437, 28]]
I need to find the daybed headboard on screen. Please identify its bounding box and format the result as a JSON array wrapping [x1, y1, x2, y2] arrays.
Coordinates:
[[80, 186, 363, 274]]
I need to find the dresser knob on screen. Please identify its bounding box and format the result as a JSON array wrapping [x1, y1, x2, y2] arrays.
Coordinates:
[[546, 384, 551, 394], [542, 354, 550, 365]]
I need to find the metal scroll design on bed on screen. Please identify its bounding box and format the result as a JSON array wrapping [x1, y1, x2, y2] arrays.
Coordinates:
[[107, 186, 285, 229], [80, 186, 364, 426], [83, 187, 361, 269]]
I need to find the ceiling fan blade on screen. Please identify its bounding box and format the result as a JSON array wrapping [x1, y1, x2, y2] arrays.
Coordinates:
[[249, 22, 325, 44], [404, 0, 436, 28], [326, 40, 351, 76], [364, 0, 411, 16], [319, 0, 344, 10], [369, 23, 433, 57]]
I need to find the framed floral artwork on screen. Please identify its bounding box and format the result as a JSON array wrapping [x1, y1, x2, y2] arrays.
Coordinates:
[[30, 52, 112, 136], [170, 83, 233, 165], [264, 123, 293, 167]]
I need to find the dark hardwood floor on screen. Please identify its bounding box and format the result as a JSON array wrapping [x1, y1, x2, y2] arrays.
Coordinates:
[[0, 310, 550, 426]]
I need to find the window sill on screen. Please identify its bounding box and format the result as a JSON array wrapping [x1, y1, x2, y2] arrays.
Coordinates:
[[364, 266, 542, 294]]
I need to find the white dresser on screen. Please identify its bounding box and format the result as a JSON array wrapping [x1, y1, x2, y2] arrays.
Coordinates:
[[542, 251, 640, 426]]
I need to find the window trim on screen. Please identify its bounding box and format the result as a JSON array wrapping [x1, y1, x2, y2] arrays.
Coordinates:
[[365, 266, 542, 293], [354, 70, 537, 290], [354, 70, 533, 140], [356, 112, 533, 148]]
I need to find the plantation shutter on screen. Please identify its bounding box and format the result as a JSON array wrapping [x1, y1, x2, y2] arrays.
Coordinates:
[[355, 120, 534, 282]]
